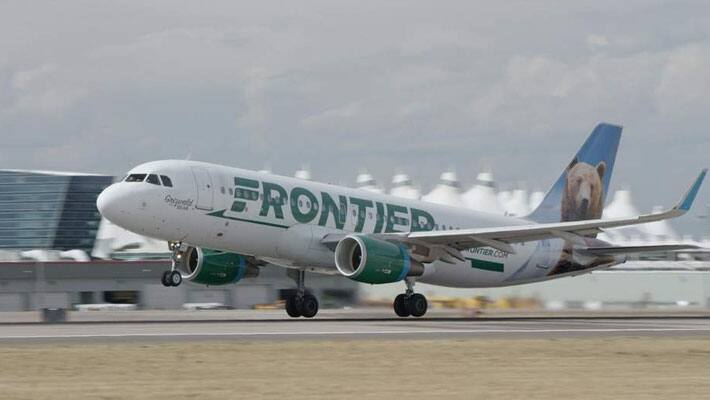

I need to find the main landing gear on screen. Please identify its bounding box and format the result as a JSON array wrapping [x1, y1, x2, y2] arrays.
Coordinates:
[[393, 278, 428, 318], [162, 241, 183, 287], [285, 270, 319, 318]]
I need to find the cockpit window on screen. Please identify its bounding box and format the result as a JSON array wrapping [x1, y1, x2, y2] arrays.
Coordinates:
[[125, 174, 146, 182], [146, 174, 161, 186], [160, 175, 173, 187]]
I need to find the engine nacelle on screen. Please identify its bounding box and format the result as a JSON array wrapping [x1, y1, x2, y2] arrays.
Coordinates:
[[334, 235, 423, 284], [177, 247, 258, 286]]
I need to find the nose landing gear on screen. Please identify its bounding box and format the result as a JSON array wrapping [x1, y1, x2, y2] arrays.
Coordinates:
[[285, 270, 319, 318], [393, 279, 428, 317], [161, 241, 184, 287], [161, 270, 182, 287]]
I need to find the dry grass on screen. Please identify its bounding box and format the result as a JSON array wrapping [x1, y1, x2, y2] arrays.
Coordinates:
[[0, 337, 709, 400]]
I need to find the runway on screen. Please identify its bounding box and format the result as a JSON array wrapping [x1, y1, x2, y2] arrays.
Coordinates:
[[1, 315, 709, 343]]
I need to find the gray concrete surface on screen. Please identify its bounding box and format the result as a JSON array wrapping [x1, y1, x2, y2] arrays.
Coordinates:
[[2, 307, 709, 323], [0, 311, 708, 343]]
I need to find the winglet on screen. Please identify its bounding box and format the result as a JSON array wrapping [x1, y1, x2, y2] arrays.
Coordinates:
[[675, 169, 707, 212]]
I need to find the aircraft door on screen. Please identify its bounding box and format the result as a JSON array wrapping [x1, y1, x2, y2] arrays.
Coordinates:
[[191, 167, 214, 211]]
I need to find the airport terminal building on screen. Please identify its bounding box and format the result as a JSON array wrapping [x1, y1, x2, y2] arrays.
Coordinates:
[[0, 170, 113, 252]]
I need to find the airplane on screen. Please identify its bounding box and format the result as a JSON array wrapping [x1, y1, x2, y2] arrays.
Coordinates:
[[96, 123, 707, 318]]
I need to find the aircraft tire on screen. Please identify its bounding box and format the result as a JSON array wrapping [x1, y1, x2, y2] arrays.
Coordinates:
[[285, 296, 302, 318], [161, 271, 172, 287], [299, 294, 319, 318], [408, 293, 428, 317], [393, 294, 411, 317], [169, 270, 182, 287]]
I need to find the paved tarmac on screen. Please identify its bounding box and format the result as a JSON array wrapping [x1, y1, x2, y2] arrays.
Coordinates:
[[0, 312, 709, 343]]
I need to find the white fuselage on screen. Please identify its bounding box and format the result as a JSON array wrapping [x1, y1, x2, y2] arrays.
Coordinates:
[[97, 160, 621, 288]]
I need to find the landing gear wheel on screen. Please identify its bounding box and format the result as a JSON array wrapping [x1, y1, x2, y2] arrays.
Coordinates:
[[285, 270, 320, 318], [299, 294, 319, 318], [285, 296, 302, 318], [161, 271, 172, 287], [408, 293, 428, 317], [393, 294, 411, 317], [169, 270, 182, 287]]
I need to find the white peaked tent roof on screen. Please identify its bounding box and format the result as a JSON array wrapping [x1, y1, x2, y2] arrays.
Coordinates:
[[602, 189, 678, 242], [389, 173, 421, 200], [528, 191, 545, 211], [504, 188, 530, 217], [462, 172, 504, 215], [497, 190, 512, 210], [642, 206, 679, 241], [355, 171, 385, 193], [294, 167, 312, 180], [603, 190, 640, 219], [421, 170, 464, 207], [600, 189, 643, 243]]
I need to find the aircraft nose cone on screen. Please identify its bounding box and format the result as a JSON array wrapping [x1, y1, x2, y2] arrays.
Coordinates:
[[96, 184, 120, 221]]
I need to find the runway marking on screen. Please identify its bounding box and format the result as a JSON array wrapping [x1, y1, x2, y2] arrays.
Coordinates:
[[2, 327, 710, 340]]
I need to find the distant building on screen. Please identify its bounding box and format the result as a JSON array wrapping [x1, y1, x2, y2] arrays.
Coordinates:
[[462, 171, 505, 215], [528, 190, 545, 211], [294, 167, 312, 181], [601, 189, 678, 243], [0, 170, 113, 253], [389, 173, 421, 200], [504, 188, 531, 217], [422, 170, 464, 207], [355, 171, 385, 193]]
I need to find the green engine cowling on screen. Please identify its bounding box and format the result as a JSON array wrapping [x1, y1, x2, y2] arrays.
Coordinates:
[[334, 235, 423, 284], [178, 247, 258, 285]]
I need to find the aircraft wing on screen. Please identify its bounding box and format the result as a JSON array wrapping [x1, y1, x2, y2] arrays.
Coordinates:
[[376, 169, 707, 261], [577, 244, 701, 256]]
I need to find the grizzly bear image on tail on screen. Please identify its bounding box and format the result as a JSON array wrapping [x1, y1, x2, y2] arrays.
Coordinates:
[[561, 157, 606, 222], [548, 157, 608, 275]]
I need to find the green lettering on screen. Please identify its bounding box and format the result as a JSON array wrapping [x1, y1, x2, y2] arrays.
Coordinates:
[[232, 177, 260, 213], [373, 202, 385, 233], [410, 208, 435, 232], [318, 192, 348, 229], [259, 182, 287, 219], [385, 203, 409, 233], [290, 187, 319, 223], [234, 177, 259, 189], [349, 197, 373, 233]]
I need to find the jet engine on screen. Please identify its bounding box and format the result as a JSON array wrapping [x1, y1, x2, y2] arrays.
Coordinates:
[[334, 235, 423, 284], [176, 246, 259, 285]]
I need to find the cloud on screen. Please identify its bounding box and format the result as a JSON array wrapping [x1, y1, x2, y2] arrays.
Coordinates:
[[587, 34, 610, 49], [0, 0, 708, 233], [4, 63, 87, 114], [302, 102, 361, 128], [655, 43, 710, 118]]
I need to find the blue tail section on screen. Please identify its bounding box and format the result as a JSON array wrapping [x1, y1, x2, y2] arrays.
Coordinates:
[[527, 123, 622, 224]]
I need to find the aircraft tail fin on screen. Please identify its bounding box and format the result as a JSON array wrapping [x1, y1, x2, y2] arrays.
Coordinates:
[[527, 123, 622, 224]]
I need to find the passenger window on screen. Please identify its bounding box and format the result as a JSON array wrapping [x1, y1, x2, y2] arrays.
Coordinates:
[[146, 174, 161, 186], [160, 175, 173, 187], [125, 174, 146, 182]]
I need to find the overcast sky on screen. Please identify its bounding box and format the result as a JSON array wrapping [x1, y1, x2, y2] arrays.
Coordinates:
[[1, 1, 708, 234]]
